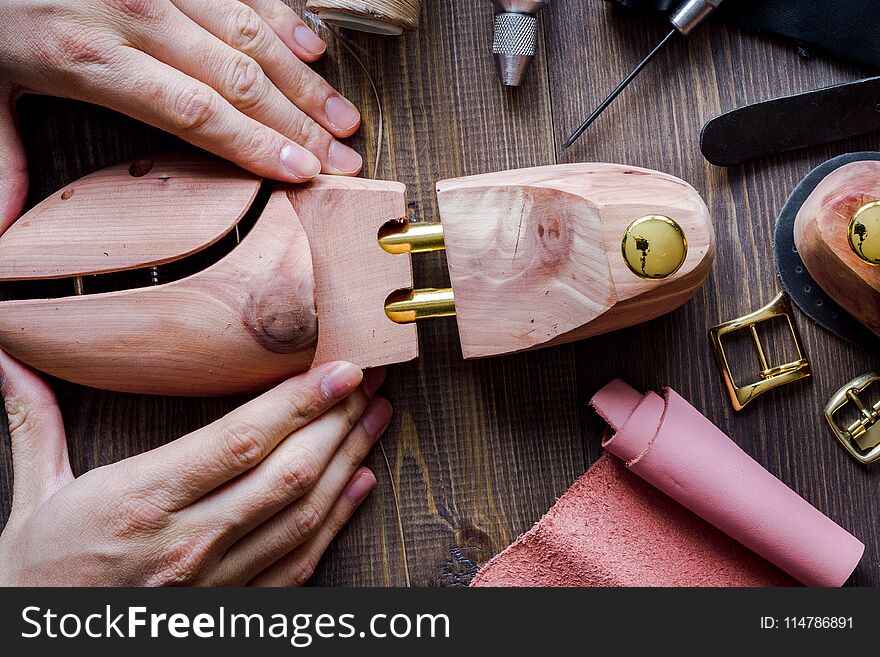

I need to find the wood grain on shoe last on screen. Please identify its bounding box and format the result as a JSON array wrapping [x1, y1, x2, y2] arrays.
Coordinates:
[[437, 164, 716, 359], [0, 157, 712, 395], [0, 155, 418, 395], [0, 154, 261, 280], [794, 161, 880, 337], [289, 176, 418, 371], [0, 188, 318, 395]]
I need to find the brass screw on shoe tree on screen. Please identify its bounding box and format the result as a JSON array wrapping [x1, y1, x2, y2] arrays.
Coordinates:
[[379, 220, 455, 323], [621, 214, 688, 280], [378, 221, 446, 254], [384, 288, 456, 323], [849, 201, 880, 266]]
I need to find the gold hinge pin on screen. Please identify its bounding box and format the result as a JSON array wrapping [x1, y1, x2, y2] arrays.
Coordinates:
[[384, 287, 455, 324], [378, 221, 445, 254], [750, 325, 771, 375]]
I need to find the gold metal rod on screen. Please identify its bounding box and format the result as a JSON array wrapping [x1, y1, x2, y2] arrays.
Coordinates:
[[378, 221, 445, 254], [750, 325, 770, 374], [384, 288, 455, 324], [847, 388, 874, 423], [73, 277, 84, 296]]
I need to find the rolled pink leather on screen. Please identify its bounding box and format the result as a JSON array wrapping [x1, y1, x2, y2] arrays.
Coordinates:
[[591, 379, 865, 587]]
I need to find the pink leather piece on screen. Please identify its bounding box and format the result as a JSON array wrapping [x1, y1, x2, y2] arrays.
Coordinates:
[[592, 379, 865, 587], [471, 453, 795, 587]]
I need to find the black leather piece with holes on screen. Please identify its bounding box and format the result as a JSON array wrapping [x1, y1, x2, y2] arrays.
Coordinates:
[[774, 152, 880, 350], [605, 0, 880, 69]]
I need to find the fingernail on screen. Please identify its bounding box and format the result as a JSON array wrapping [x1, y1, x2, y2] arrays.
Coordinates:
[[321, 362, 363, 400], [328, 141, 362, 174], [344, 468, 376, 503], [280, 143, 321, 180], [293, 24, 326, 56], [362, 397, 392, 439], [325, 96, 360, 132], [361, 367, 387, 398]]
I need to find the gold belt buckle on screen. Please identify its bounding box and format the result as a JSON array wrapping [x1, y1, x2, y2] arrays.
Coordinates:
[[708, 291, 811, 411], [825, 373, 880, 464]]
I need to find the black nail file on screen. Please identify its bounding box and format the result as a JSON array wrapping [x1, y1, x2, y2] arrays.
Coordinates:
[[702, 77, 880, 167]]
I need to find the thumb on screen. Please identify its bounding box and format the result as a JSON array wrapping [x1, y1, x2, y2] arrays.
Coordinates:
[[0, 349, 73, 514], [0, 84, 27, 235]]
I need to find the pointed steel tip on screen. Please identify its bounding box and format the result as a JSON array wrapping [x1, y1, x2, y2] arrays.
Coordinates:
[[561, 132, 579, 151]]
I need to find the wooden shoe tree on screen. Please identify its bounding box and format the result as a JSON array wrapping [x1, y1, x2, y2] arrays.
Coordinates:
[[0, 155, 714, 395], [794, 160, 880, 337]]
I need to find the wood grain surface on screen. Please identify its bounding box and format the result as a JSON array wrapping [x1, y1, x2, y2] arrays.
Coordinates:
[[0, 154, 260, 280], [289, 176, 419, 369], [436, 163, 714, 358], [0, 187, 319, 396], [2, 0, 880, 586]]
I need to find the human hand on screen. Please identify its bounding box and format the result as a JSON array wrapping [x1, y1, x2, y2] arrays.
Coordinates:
[[0, 0, 365, 233], [0, 350, 391, 586]]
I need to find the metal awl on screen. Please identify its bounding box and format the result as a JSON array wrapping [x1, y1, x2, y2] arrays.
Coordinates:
[[562, 0, 725, 150]]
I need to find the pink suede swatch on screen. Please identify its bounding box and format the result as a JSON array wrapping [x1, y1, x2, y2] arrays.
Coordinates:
[[471, 453, 796, 587], [472, 380, 864, 588]]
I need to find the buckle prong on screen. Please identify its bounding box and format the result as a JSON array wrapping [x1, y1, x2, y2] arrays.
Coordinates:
[[750, 325, 771, 376], [709, 291, 812, 411]]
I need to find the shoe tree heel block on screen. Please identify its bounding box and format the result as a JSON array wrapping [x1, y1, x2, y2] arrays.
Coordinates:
[[0, 154, 416, 395], [793, 160, 880, 336], [0, 156, 714, 396]]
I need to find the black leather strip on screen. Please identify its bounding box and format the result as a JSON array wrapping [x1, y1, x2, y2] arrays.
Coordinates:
[[701, 77, 880, 167], [774, 152, 880, 351]]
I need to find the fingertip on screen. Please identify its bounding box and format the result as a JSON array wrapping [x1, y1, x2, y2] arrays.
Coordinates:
[[0, 349, 58, 413], [280, 141, 321, 181], [0, 168, 27, 235], [292, 24, 327, 60], [361, 367, 387, 398], [344, 466, 376, 504], [0, 102, 29, 235], [318, 361, 364, 401], [324, 96, 361, 136], [362, 397, 392, 439], [327, 141, 363, 175]]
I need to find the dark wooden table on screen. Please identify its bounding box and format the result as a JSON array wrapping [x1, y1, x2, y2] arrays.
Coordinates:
[[2, 0, 879, 586]]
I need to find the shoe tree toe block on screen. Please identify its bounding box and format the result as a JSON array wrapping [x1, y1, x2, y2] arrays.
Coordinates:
[[436, 164, 715, 358]]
